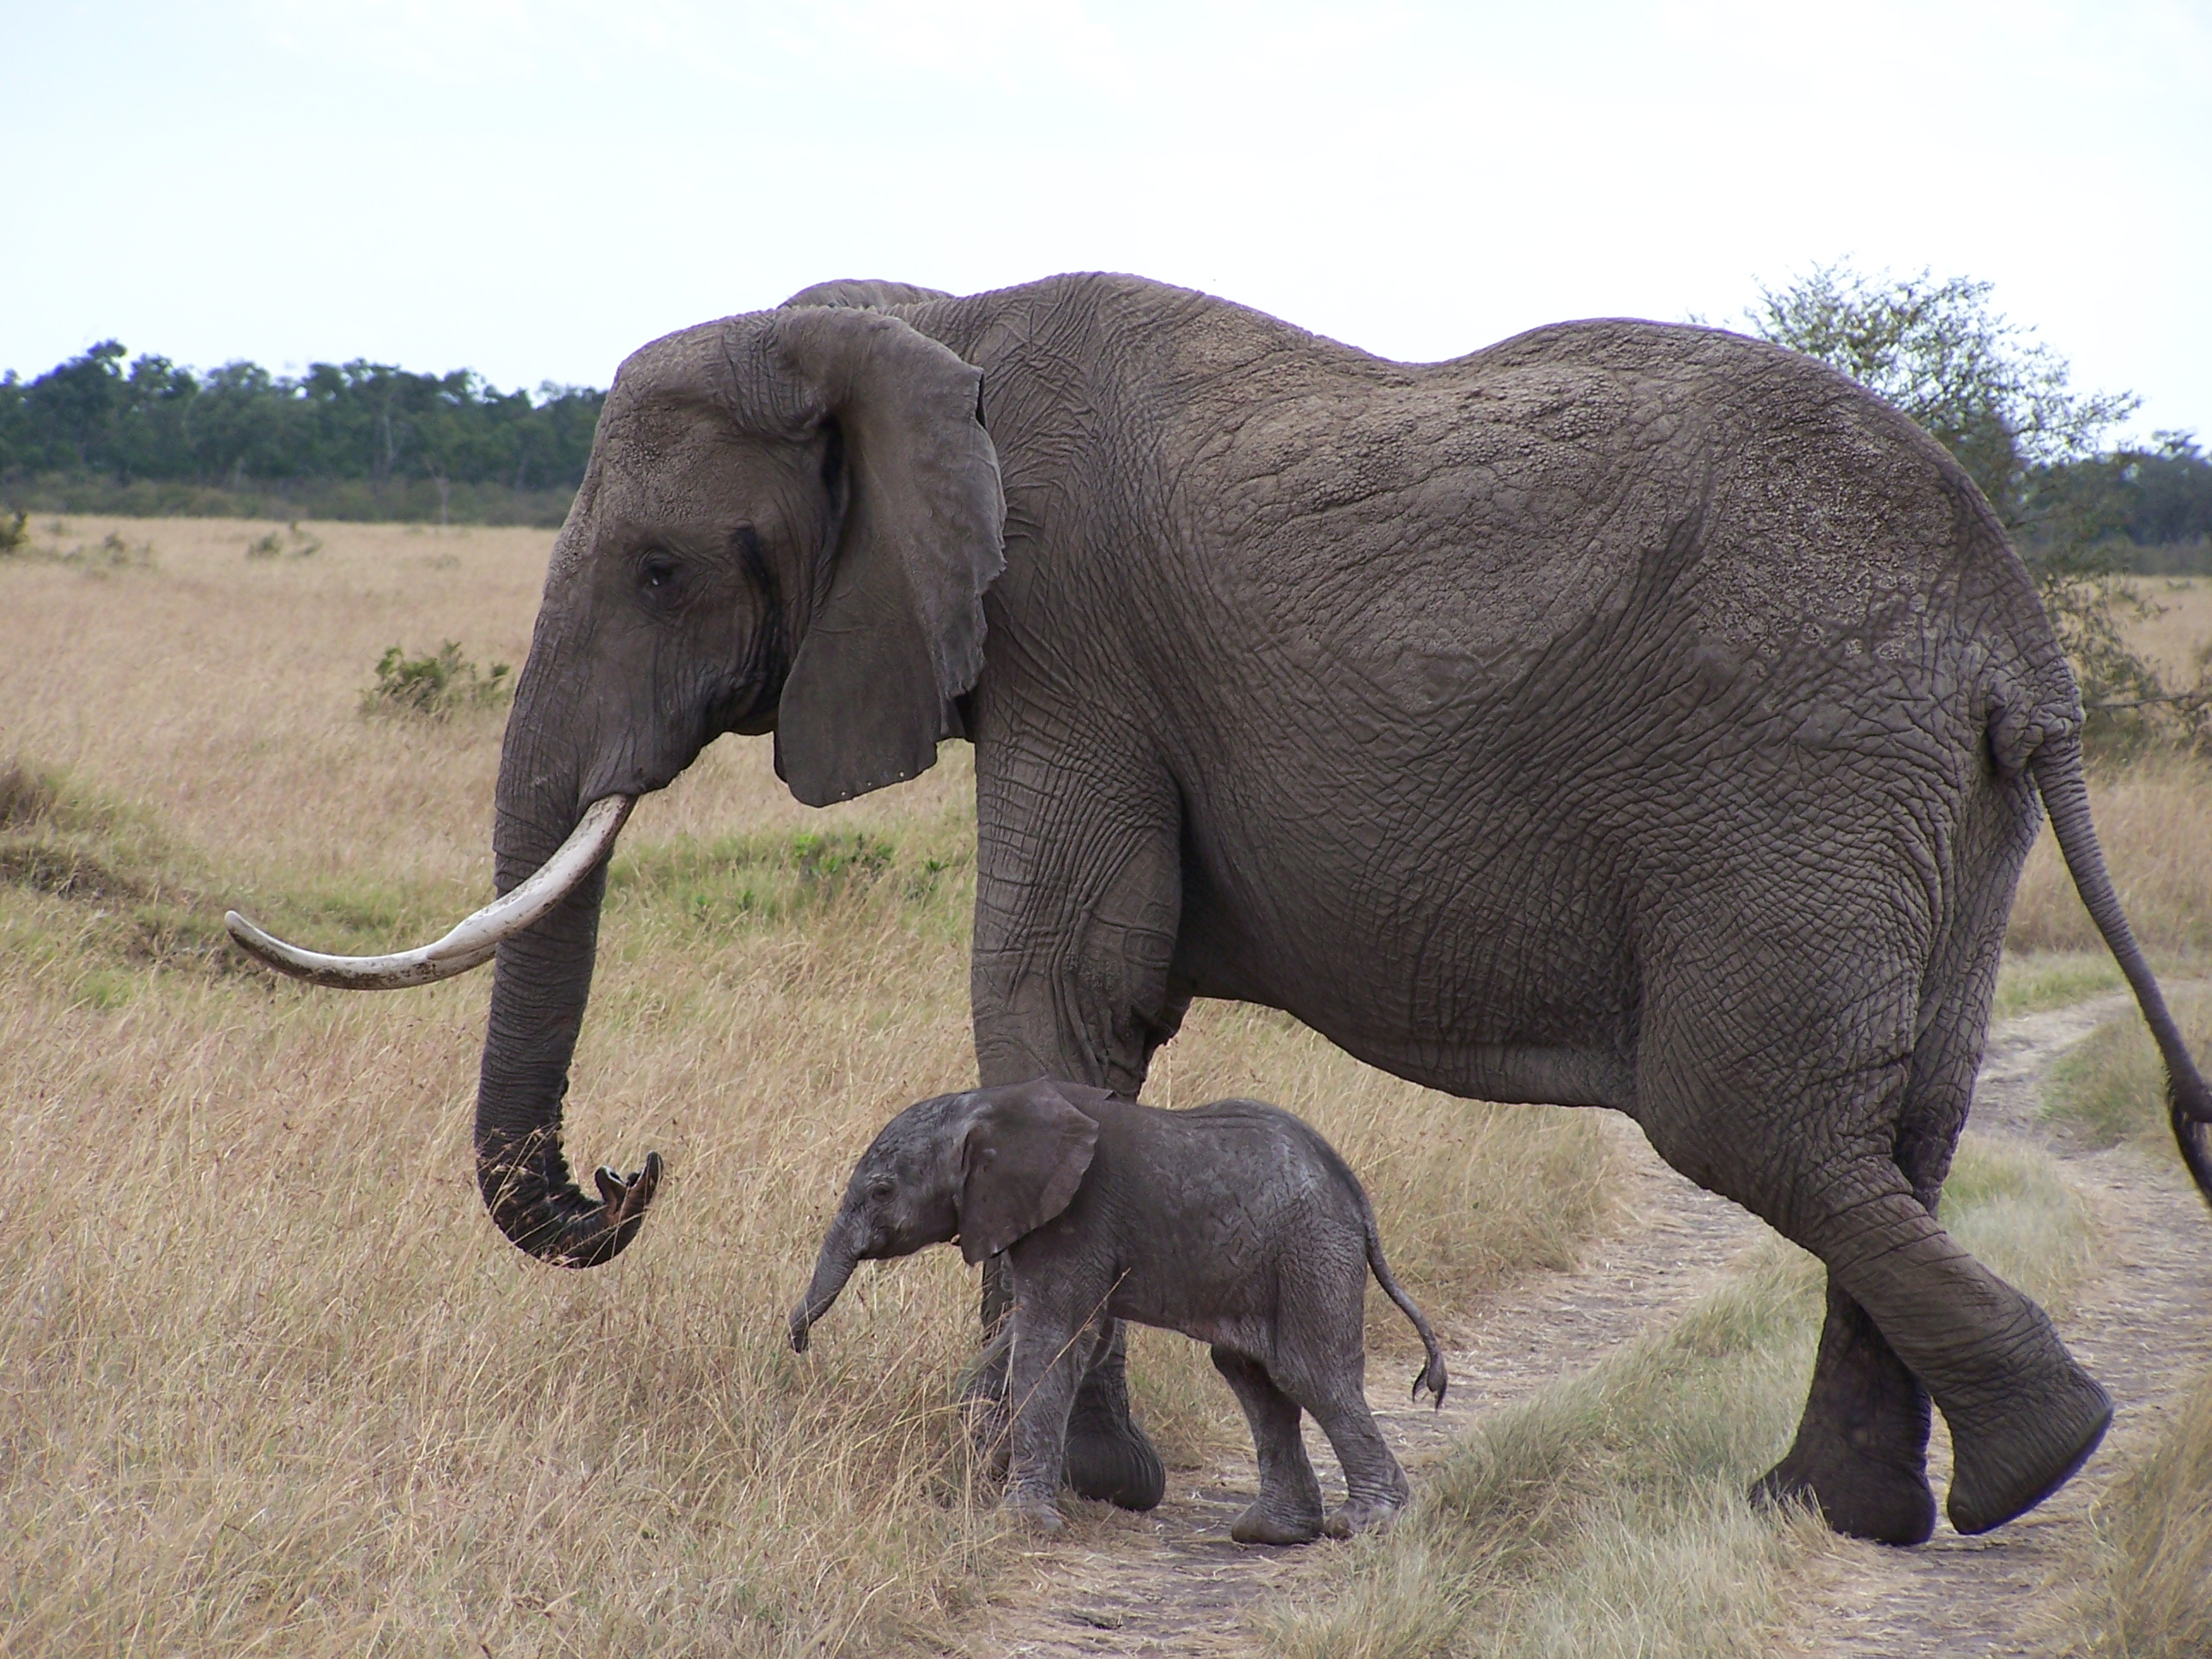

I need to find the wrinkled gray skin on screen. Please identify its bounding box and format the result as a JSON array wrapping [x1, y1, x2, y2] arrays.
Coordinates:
[[476, 270, 2212, 1546], [789, 1081, 1449, 1540]]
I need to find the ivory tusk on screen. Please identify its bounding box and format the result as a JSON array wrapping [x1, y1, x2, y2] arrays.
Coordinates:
[[225, 794, 635, 990]]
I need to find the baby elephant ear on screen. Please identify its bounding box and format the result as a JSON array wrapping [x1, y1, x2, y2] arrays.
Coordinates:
[[956, 1081, 1103, 1264]]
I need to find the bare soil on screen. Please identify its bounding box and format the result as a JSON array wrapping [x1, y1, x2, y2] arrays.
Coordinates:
[[951, 994, 2212, 1657]]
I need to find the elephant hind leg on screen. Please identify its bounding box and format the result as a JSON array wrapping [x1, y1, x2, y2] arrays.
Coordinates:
[[1805, 1170, 2109, 1536], [1640, 970, 2105, 1540], [1212, 1347, 1325, 1545], [1751, 949, 1996, 1547], [1750, 1282, 1936, 1544]]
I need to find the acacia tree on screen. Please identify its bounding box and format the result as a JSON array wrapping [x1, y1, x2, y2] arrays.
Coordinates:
[[1743, 262, 2205, 751]]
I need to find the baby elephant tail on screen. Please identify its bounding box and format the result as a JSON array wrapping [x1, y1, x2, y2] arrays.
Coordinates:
[[1364, 1209, 1448, 1408]]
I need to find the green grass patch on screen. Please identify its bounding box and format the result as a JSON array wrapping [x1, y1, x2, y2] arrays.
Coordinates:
[[610, 828, 957, 930], [1263, 1131, 2098, 1658], [1996, 952, 2126, 1020], [2040, 993, 2212, 1152]]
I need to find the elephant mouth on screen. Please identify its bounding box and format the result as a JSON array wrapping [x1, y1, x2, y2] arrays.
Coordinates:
[[223, 794, 635, 989]]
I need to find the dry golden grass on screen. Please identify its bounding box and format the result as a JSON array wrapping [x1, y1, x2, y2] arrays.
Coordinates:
[[0, 518, 1613, 1655], [2058, 1365, 2212, 1658], [2007, 575, 2212, 963], [2124, 576, 2212, 685], [2008, 755, 2212, 960]]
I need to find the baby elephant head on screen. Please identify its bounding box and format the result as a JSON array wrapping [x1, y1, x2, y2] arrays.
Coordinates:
[[787, 1079, 1104, 1352]]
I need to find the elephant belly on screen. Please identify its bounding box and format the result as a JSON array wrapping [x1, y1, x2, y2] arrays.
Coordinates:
[[1171, 841, 1641, 1114]]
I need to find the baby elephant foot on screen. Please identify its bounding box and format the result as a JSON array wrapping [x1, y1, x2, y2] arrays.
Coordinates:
[[1001, 1492, 1066, 1534], [1323, 1498, 1404, 1540], [1230, 1498, 1325, 1547]]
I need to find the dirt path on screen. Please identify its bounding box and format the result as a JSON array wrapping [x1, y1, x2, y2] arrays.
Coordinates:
[[953, 995, 2212, 1657]]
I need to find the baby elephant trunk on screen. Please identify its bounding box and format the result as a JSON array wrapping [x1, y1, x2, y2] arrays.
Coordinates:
[[789, 1215, 863, 1352]]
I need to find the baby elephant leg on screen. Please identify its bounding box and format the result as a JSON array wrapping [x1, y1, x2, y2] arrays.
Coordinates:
[[1001, 1305, 1096, 1533], [1212, 1347, 1326, 1545], [1300, 1380, 1410, 1538]]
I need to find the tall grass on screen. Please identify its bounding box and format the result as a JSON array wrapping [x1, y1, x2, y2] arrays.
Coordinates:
[[2059, 1367, 2212, 1657], [0, 519, 1614, 1655], [2008, 755, 2212, 960], [1262, 1131, 2101, 1659]]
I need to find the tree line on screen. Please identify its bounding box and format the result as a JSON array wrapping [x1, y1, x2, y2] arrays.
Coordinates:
[[0, 343, 605, 524], [2, 303, 2208, 552]]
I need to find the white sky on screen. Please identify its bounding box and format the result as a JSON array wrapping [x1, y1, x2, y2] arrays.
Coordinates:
[[6, 0, 2209, 440]]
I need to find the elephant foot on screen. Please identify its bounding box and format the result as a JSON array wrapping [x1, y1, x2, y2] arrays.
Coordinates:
[[1322, 1498, 1403, 1540], [1063, 1415, 1166, 1511], [1749, 1452, 1934, 1547], [1945, 1364, 2112, 1536], [1231, 1498, 1324, 1547]]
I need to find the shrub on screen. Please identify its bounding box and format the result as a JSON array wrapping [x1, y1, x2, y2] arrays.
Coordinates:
[[359, 641, 512, 718], [0, 509, 27, 555], [246, 523, 322, 561]]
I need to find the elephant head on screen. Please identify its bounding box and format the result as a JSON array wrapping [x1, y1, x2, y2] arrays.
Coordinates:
[[789, 1082, 1104, 1352], [226, 297, 1006, 1267]]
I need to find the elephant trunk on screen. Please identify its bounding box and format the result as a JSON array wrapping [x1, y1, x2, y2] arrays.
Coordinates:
[[472, 657, 660, 1267], [790, 1214, 865, 1352]]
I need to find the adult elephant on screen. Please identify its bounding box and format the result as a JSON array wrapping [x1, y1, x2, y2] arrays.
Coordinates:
[[229, 271, 2212, 1547]]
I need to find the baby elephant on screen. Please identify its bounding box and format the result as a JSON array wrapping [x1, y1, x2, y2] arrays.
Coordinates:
[[789, 1079, 1448, 1542]]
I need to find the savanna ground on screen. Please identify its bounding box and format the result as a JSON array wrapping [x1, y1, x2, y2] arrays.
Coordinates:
[[0, 520, 2208, 1656]]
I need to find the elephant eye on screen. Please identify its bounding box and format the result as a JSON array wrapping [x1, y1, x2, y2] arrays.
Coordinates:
[[636, 550, 681, 595], [868, 1177, 895, 1200]]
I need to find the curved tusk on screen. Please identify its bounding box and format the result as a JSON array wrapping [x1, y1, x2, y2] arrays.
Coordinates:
[[225, 794, 635, 990]]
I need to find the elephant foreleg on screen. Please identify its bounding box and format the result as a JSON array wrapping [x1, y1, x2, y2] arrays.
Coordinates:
[[967, 752, 1181, 1511]]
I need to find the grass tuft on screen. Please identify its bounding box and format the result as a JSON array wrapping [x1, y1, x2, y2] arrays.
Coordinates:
[[246, 522, 325, 561]]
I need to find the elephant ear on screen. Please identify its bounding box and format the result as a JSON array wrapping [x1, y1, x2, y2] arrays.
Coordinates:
[[956, 1081, 1103, 1264], [766, 306, 1006, 808]]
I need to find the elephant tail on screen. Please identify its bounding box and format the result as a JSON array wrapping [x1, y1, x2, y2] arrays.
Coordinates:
[[2030, 732, 2212, 1204], [1364, 1208, 1449, 1408]]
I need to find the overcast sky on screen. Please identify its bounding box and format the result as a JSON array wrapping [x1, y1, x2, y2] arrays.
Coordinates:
[[6, 0, 2209, 439]]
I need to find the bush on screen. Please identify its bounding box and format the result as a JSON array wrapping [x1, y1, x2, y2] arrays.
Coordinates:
[[244, 523, 322, 561], [359, 641, 512, 718]]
